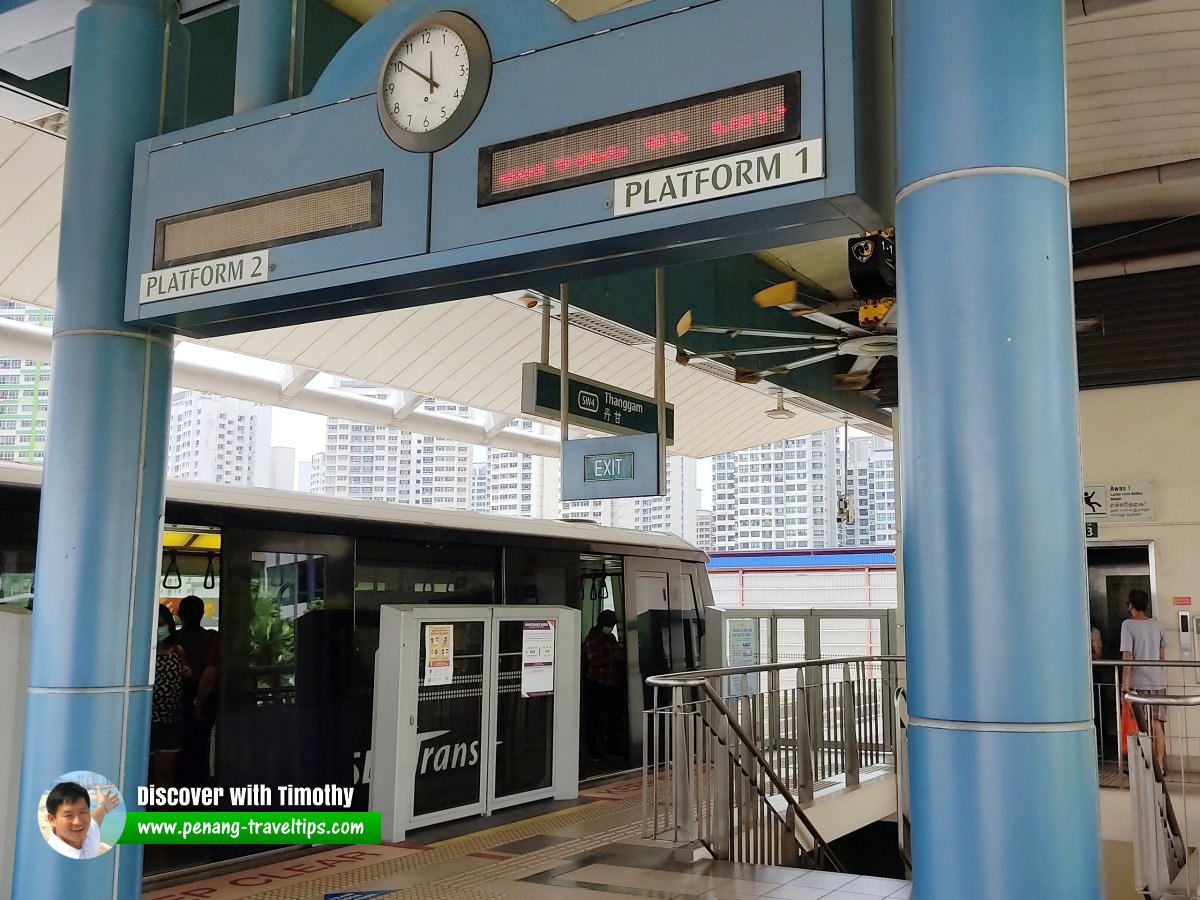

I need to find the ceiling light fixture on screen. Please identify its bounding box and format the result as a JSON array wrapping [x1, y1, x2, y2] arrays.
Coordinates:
[[764, 389, 796, 420]]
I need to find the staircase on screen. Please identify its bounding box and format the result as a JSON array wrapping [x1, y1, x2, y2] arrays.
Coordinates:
[[642, 655, 903, 870]]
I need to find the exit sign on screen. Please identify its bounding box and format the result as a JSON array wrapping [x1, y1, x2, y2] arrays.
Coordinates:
[[585, 452, 635, 483], [562, 433, 661, 501]]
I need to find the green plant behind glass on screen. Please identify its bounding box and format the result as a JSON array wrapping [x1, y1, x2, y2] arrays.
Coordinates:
[[248, 593, 295, 669]]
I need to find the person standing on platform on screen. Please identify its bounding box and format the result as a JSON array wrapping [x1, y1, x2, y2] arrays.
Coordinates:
[[151, 604, 190, 792], [170, 595, 217, 787], [582, 609, 625, 761], [1121, 588, 1168, 774]]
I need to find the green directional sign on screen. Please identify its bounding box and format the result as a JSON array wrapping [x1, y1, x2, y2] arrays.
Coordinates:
[[521, 363, 674, 442]]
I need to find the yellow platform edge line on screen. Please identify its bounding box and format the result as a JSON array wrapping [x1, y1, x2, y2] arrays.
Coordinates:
[[427, 799, 611, 848]]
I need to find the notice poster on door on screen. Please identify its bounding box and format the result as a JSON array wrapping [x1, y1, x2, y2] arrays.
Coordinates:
[[727, 620, 759, 698], [424, 623, 454, 686], [521, 619, 555, 697]]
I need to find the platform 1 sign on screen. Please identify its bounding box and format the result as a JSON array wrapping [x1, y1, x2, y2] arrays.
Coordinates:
[[562, 433, 662, 501], [522, 363, 674, 442], [613, 139, 823, 217]]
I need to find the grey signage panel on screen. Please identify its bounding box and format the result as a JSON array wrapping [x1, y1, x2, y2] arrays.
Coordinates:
[[520, 363, 674, 442], [562, 433, 662, 501]]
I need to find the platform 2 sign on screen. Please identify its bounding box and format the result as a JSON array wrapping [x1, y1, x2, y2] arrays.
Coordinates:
[[562, 433, 662, 501], [521, 363, 674, 442]]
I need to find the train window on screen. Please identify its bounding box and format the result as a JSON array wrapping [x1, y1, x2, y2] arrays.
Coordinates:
[[580, 554, 625, 637], [354, 560, 496, 614], [158, 527, 221, 633], [504, 547, 581, 605], [0, 544, 34, 611]]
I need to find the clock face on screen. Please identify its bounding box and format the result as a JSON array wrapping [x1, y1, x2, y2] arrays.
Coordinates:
[[382, 24, 470, 135], [377, 11, 491, 152]]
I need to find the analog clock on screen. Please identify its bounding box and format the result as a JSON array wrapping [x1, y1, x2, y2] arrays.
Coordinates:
[[378, 11, 492, 152]]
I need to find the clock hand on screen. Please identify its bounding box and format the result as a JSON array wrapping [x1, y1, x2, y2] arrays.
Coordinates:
[[400, 60, 439, 92]]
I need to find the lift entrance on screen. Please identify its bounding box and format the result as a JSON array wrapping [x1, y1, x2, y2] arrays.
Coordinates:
[[371, 604, 581, 841]]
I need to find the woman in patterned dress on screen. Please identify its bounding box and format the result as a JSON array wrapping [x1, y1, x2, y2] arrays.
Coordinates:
[[150, 604, 191, 793]]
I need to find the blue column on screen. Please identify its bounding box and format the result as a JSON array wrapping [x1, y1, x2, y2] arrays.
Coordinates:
[[12, 1, 183, 897], [895, 2, 1101, 898], [234, 0, 301, 113]]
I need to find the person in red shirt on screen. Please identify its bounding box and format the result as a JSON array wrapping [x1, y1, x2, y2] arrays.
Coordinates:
[[582, 609, 626, 761]]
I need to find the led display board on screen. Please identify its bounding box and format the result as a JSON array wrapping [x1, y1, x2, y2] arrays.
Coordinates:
[[155, 172, 383, 269], [479, 74, 801, 204]]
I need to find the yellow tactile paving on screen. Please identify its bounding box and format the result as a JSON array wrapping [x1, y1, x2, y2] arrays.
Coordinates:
[[146, 796, 641, 900]]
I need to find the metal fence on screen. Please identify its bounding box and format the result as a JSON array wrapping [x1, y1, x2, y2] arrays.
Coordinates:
[[642, 655, 903, 869]]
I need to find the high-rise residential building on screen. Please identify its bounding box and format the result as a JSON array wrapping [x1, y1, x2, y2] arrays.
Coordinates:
[[306, 454, 326, 494], [470, 461, 489, 513], [559, 456, 701, 543], [695, 509, 715, 552], [166, 390, 273, 486], [620, 456, 702, 543], [561, 497, 619, 526], [712, 429, 895, 551], [0, 301, 51, 466], [298, 459, 314, 493], [485, 419, 559, 518], [312, 380, 472, 506], [867, 437, 897, 545], [267, 446, 297, 491]]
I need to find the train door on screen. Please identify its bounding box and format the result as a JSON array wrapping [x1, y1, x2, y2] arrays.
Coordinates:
[[579, 554, 629, 776]]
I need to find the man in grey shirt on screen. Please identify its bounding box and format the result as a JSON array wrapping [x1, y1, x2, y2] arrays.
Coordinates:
[[1121, 588, 1167, 773]]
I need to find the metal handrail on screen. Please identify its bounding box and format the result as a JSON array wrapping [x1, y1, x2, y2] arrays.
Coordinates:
[[647, 654, 906, 685], [1124, 692, 1200, 707], [653, 675, 842, 867], [1094, 659, 1200, 669], [894, 686, 910, 866], [647, 654, 903, 868]]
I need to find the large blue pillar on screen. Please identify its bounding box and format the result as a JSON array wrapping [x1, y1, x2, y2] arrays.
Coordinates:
[[13, 1, 184, 897], [234, 0, 302, 113], [895, 2, 1101, 897]]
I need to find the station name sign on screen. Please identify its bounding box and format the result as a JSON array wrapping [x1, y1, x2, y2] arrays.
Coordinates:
[[480, 74, 801, 205], [521, 363, 674, 441]]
